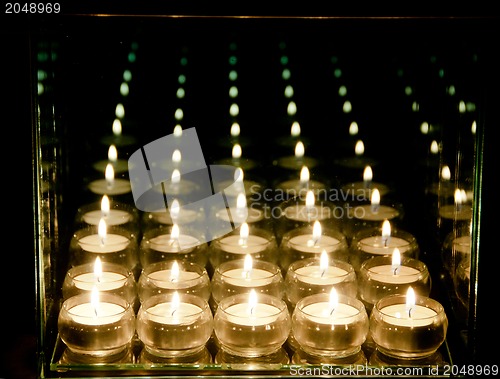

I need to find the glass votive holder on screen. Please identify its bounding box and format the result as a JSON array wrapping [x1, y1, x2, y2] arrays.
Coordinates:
[[62, 260, 137, 309], [214, 292, 291, 359], [211, 258, 285, 312], [74, 197, 141, 236], [279, 223, 350, 274], [69, 224, 140, 276], [211, 197, 274, 232], [139, 225, 209, 269], [136, 293, 213, 362], [137, 260, 211, 304], [285, 257, 357, 309], [350, 224, 419, 273], [141, 205, 204, 234], [208, 225, 278, 270], [369, 293, 448, 359], [358, 255, 431, 312], [58, 292, 136, 361], [291, 292, 369, 361]]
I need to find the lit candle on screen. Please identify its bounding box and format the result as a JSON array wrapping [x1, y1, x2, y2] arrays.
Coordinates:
[[438, 187, 473, 221], [63, 257, 137, 306], [214, 290, 291, 358], [282, 191, 333, 223], [77, 218, 130, 254], [275, 166, 327, 199], [291, 288, 369, 359], [341, 165, 390, 200], [92, 144, 129, 175], [137, 260, 211, 303], [143, 198, 200, 230], [79, 195, 136, 228], [211, 255, 284, 309], [136, 292, 213, 359], [58, 288, 135, 358], [88, 163, 132, 196], [358, 249, 431, 310], [275, 140, 318, 171], [209, 222, 277, 269], [215, 167, 264, 200], [215, 193, 264, 225], [140, 223, 208, 268], [369, 287, 448, 359], [285, 251, 357, 308], [280, 220, 349, 272]]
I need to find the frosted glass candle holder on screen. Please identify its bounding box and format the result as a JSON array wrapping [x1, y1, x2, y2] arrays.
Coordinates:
[[285, 258, 357, 309], [136, 293, 213, 359], [58, 292, 135, 359], [369, 294, 448, 359], [292, 293, 369, 359], [214, 293, 291, 358]]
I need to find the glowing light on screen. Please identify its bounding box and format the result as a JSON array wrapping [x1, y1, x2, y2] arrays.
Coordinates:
[[243, 254, 253, 277], [287, 101, 297, 116], [229, 86, 238, 98], [239, 223, 249, 246], [108, 145, 118, 162], [94, 257, 103, 282], [329, 287, 338, 312], [420, 122, 429, 134], [172, 149, 182, 163], [112, 119, 122, 136], [338, 85, 347, 96], [229, 70, 238, 81], [430, 140, 439, 154], [173, 125, 183, 137], [115, 103, 125, 118], [282, 68, 291, 80], [232, 144, 242, 159], [230, 103, 239, 117], [120, 82, 129, 96], [355, 140, 364, 156], [392, 248, 401, 275], [441, 165, 451, 181], [291, 121, 301, 137], [171, 169, 181, 184], [170, 261, 180, 282], [349, 121, 358, 135], [175, 108, 184, 121], [101, 195, 110, 218], [295, 141, 305, 158], [343, 100, 352, 113], [230, 122, 240, 137], [406, 287, 416, 317], [176, 87, 185, 99], [105, 164, 114, 189], [98, 218, 107, 245], [284, 85, 294, 98], [300, 166, 310, 184]]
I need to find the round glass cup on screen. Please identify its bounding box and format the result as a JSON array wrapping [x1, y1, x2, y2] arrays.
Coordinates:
[[370, 293, 448, 359]]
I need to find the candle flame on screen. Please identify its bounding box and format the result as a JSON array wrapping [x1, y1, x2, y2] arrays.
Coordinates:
[[382, 220, 391, 246], [172, 149, 182, 163], [112, 119, 122, 136], [93, 257, 103, 282], [232, 143, 242, 159], [231, 122, 241, 137], [171, 291, 180, 317], [98, 218, 107, 245], [363, 165, 373, 182], [170, 261, 180, 282], [170, 199, 180, 220], [355, 140, 364, 156], [91, 286, 100, 317], [320, 250, 329, 276], [234, 167, 244, 182], [173, 124, 183, 137], [305, 190, 315, 208], [430, 140, 439, 154], [309, 220, 322, 246], [171, 223, 180, 242], [287, 100, 297, 116], [392, 248, 401, 275], [300, 166, 310, 184], [349, 121, 359, 135], [291, 121, 301, 137], [460, 189, 467, 203], [295, 141, 305, 158], [236, 193, 247, 210], [329, 287, 338, 314], [101, 195, 110, 218], [239, 222, 249, 246], [105, 163, 115, 189], [248, 289, 258, 315], [441, 165, 451, 181], [243, 254, 253, 278], [454, 188, 463, 205], [371, 188, 381, 213], [115, 103, 125, 119], [171, 169, 181, 184], [108, 145, 118, 162], [406, 287, 416, 317]]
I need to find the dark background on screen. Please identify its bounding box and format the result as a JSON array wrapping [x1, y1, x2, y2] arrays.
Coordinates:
[[1, 3, 499, 379]]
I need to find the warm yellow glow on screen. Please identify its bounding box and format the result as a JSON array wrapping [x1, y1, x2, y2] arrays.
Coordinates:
[[295, 141, 305, 158], [420, 122, 429, 134], [349, 121, 358, 135], [371, 188, 381, 210], [171, 169, 181, 184], [230, 122, 240, 137], [239, 222, 249, 245], [234, 167, 244, 182], [170, 199, 180, 220], [305, 190, 315, 208], [300, 166, 310, 184], [173, 125, 183, 137], [248, 289, 258, 315], [320, 250, 329, 273], [94, 257, 103, 281], [232, 144, 242, 159], [355, 140, 364, 156], [172, 149, 182, 163], [98, 218, 107, 244], [91, 286, 100, 316], [175, 108, 184, 121], [287, 101, 297, 116], [170, 261, 180, 282], [243, 254, 253, 276], [171, 224, 180, 240], [108, 145, 118, 162], [171, 292, 180, 317], [454, 188, 463, 205], [382, 220, 391, 240], [310, 220, 322, 246], [236, 193, 247, 210], [101, 195, 110, 217], [105, 163, 115, 188], [406, 287, 416, 316], [430, 140, 439, 154], [392, 248, 401, 275], [329, 287, 339, 311], [112, 119, 122, 136], [291, 121, 301, 137], [363, 165, 373, 182], [441, 165, 451, 181], [115, 103, 125, 118], [284, 85, 294, 98], [343, 100, 352, 113]]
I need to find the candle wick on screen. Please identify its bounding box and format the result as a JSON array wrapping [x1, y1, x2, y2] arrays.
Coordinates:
[[330, 307, 335, 316], [94, 307, 98, 318], [393, 267, 398, 276], [321, 269, 325, 278], [408, 307, 412, 319], [171, 309, 177, 317]]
